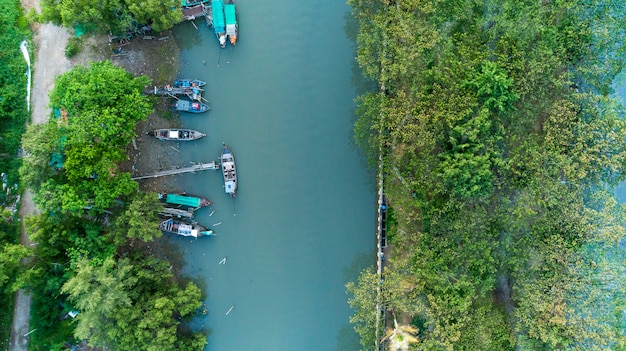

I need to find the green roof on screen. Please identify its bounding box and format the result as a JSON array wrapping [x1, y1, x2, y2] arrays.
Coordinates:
[[166, 194, 202, 208], [225, 3, 236, 25], [212, 0, 225, 29]]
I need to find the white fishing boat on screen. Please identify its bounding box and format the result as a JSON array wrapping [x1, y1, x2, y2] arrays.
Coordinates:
[[221, 143, 237, 197], [147, 128, 206, 141], [158, 218, 214, 237]]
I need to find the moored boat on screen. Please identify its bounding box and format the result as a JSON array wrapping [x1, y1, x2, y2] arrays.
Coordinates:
[[224, 0, 238, 46], [221, 143, 237, 197], [159, 192, 212, 209], [211, 0, 227, 47], [175, 99, 210, 113], [159, 218, 214, 237], [174, 79, 206, 88], [148, 128, 206, 141]]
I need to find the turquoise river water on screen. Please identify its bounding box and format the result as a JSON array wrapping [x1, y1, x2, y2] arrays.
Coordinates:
[[167, 1, 375, 350]]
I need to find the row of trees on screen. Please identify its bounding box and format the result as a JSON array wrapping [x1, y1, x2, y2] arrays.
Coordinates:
[[18, 61, 207, 350], [348, 0, 626, 350], [39, 0, 182, 34], [0, 0, 31, 346]]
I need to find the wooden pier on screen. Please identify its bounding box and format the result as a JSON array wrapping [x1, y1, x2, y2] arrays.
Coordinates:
[[131, 161, 219, 180], [148, 86, 203, 101], [159, 207, 195, 219]]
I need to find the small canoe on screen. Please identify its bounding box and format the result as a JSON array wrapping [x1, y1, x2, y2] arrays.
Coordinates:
[[148, 128, 206, 141], [221, 143, 237, 197], [175, 100, 210, 113], [158, 218, 214, 237], [174, 79, 206, 88]]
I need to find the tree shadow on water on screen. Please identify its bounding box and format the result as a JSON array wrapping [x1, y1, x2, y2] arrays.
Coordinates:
[[335, 323, 362, 351], [343, 251, 376, 282]]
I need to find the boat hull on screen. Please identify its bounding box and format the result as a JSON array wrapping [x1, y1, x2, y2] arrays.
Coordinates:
[[175, 100, 210, 113], [158, 218, 214, 237], [173, 79, 206, 88], [159, 192, 212, 209], [148, 128, 206, 141], [221, 143, 237, 197]]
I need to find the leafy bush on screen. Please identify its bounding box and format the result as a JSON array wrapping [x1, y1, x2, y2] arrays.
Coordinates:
[[64, 36, 81, 58]]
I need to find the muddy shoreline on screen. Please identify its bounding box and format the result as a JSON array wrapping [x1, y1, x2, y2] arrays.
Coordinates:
[[74, 31, 186, 193]]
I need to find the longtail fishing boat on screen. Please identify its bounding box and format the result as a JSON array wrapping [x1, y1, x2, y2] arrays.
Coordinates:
[[224, 0, 238, 46], [159, 218, 214, 237], [221, 143, 237, 197], [159, 193, 212, 209], [147, 128, 206, 141], [211, 0, 227, 47], [175, 99, 210, 113], [174, 79, 206, 88]]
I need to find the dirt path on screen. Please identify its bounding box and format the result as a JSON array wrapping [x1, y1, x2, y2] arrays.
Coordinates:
[[8, 13, 72, 350], [31, 24, 72, 125]]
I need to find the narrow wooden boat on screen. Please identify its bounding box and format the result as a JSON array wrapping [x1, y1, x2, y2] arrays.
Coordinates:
[[221, 143, 237, 197], [224, 0, 238, 46], [158, 218, 214, 237], [158, 192, 212, 209], [211, 0, 227, 47], [173, 79, 206, 88], [147, 128, 206, 141], [175, 99, 210, 113]]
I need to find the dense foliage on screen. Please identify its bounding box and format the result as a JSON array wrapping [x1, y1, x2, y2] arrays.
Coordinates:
[[0, 0, 30, 346], [21, 61, 150, 214], [19, 62, 207, 350], [40, 0, 182, 34], [348, 0, 626, 350]]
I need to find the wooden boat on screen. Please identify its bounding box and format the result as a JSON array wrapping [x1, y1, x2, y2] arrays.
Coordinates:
[[211, 0, 227, 47], [173, 79, 206, 88], [159, 192, 212, 209], [221, 143, 237, 197], [159, 218, 214, 237], [175, 99, 210, 113], [147, 128, 206, 141], [224, 0, 238, 46]]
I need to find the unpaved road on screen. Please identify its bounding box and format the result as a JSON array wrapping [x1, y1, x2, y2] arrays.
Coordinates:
[[8, 19, 71, 351]]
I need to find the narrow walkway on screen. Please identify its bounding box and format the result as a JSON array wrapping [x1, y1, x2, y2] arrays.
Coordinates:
[[131, 161, 219, 180], [374, 72, 388, 350]]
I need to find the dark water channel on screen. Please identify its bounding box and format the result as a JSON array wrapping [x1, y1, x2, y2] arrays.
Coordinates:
[[168, 1, 375, 350]]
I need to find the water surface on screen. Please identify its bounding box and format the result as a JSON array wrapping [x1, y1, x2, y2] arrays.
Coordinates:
[[170, 1, 374, 350]]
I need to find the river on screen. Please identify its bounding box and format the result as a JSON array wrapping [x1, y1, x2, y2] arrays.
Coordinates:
[[169, 1, 374, 350]]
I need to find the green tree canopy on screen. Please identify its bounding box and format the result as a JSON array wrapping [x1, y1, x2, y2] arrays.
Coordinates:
[[21, 61, 151, 214], [41, 0, 182, 34], [62, 254, 206, 350], [347, 0, 626, 349]]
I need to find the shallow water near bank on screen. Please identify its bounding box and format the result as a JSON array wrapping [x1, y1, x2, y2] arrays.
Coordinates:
[[169, 1, 374, 350]]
